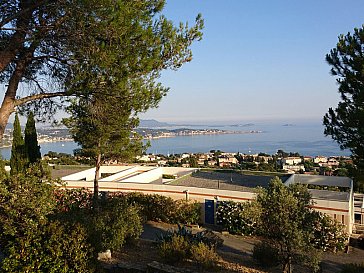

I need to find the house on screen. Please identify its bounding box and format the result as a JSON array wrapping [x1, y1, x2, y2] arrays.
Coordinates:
[[61, 166, 359, 234], [282, 157, 302, 165], [314, 156, 328, 164]]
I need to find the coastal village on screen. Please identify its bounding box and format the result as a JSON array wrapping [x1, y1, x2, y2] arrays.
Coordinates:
[[134, 151, 352, 176]]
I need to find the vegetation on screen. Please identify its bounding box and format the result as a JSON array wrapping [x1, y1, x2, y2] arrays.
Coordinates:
[[62, 0, 203, 202], [190, 242, 219, 269], [0, 165, 95, 272], [158, 225, 220, 267], [324, 25, 364, 192], [124, 192, 201, 224], [24, 112, 41, 164], [254, 177, 347, 273], [0, 1, 203, 141], [9, 113, 26, 175], [216, 200, 260, 235]]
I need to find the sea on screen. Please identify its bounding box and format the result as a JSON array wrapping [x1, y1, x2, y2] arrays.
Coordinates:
[[0, 121, 351, 159]]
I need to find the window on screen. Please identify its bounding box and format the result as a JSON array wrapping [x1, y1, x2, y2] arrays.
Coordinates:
[[355, 213, 362, 224]]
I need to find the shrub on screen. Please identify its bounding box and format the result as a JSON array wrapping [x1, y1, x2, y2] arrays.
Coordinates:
[[126, 193, 175, 222], [252, 242, 279, 267], [124, 192, 201, 224], [158, 225, 223, 248], [190, 242, 219, 269], [1, 221, 94, 273], [216, 200, 260, 235], [171, 200, 201, 224], [159, 235, 189, 264], [54, 188, 93, 212], [88, 198, 143, 252]]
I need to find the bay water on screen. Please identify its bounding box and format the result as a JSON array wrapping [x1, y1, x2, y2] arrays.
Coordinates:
[[0, 121, 350, 159]]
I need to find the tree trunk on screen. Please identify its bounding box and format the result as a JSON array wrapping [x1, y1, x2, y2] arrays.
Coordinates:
[[283, 257, 292, 273], [93, 151, 101, 205], [0, 1, 33, 72], [0, 58, 28, 139]]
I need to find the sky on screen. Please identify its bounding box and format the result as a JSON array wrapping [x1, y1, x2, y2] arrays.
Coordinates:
[[140, 0, 364, 124]]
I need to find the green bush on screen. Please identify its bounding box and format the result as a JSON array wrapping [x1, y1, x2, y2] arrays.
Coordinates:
[[216, 200, 261, 235], [190, 242, 219, 269], [54, 188, 93, 212], [157, 225, 223, 248], [341, 263, 364, 273], [171, 200, 201, 224], [88, 198, 143, 252], [1, 220, 94, 273], [159, 235, 189, 264], [122, 192, 201, 224], [252, 242, 279, 267]]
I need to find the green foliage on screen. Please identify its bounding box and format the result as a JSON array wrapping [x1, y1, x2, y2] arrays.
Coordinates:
[[324, 25, 364, 192], [9, 113, 27, 175], [159, 235, 189, 264], [311, 212, 347, 252], [1, 221, 94, 273], [162, 174, 176, 179], [0, 0, 203, 140], [54, 188, 93, 212], [216, 200, 261, 235], [0, 167, 94, 272], [125, 192, 201, 224], [24, 112, 41, 164], [0, 167, 56, 242], [158, 225, 223, 249], [190, 242, 219, 269], [88, 198, 143, 252], [253, 242, 279, 267], [158, 227, 220, 266], [255, 177, 347, 272]]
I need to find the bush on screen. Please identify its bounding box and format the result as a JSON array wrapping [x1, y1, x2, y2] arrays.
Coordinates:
[[159, 235, 189, 264], [158, 225, 223, 249], [88, 198, 143, 252], [253, 242, 279, 267], [216, 200, 260, 235], [1, 220, 94, 273], [190, 242, 219, 269], [126, 193, 175, 222], [171, 200, 201, 224], [54, 188, 93, 212], [123, 192, 201, 224]]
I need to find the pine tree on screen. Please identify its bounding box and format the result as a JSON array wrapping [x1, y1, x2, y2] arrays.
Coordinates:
[[10, 113, 26, 175], [24, 112, 41, 164]]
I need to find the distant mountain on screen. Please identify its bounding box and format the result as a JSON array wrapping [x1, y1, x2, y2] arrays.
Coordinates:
[[139, 119, 172, 128]]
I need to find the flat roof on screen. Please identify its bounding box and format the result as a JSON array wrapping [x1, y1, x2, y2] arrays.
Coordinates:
[[309, 189, 350, 202], [287, 174, 352, 188], [169, 171, 289, 192]]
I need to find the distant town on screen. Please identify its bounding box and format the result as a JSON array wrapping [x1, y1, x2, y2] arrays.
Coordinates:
[[0, 126, 262, 147]]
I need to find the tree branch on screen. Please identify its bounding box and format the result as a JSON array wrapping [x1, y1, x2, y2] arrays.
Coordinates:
[[14, 91, 70, 106]]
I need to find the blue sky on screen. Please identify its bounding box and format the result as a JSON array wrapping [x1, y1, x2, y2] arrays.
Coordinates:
[[140, 0, 364, 124]]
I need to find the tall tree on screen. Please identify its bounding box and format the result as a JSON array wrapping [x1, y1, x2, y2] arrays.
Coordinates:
[[24, 111, 41, 163], [64, 95, 145, 202], [323, 25, 364, 192], [64, 0, 203, 202], [256, 177, 346, 273], [0, 0, 203, 140], [9, 113, 26, 174]]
